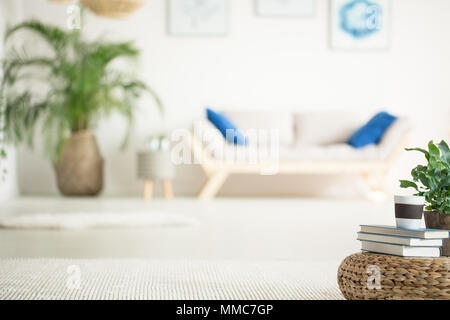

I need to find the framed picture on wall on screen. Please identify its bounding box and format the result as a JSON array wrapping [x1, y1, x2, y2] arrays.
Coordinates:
[[256, 0, 315, 17], [330, 0, 391, 50], [168, 0, 228, 36]]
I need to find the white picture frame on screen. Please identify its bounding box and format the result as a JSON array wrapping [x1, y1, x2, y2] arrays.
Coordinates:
[[256, 0, 315, 17], [168, 0, 228, 36], [330, 0, 391, 50]]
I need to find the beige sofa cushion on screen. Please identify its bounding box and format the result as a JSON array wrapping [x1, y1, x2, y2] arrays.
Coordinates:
[[279, 144, 381, 161], [223, 111, 294, 146], [282, 117, 410, 162], [294, 112, 364, 145]]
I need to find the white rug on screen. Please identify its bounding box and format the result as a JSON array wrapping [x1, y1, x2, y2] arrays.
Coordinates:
[[0, 212, 198, 230], [0, 259, 344, 300]]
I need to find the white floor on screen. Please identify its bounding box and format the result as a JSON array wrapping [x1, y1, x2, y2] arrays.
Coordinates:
[[0, 197, 396, 261]]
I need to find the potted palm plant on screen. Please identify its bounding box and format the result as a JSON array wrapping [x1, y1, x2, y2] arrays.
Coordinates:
[[400, 140, 450, 256], [1, 20, 162, 196]]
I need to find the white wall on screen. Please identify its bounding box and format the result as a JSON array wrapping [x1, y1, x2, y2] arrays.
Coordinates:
[[14, 0, 450, 197], [0, 0, 23, 201]]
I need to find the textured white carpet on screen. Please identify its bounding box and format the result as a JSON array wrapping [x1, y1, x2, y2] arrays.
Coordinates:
[[0, 212, 198, 230], [0, 259, 344, 300]]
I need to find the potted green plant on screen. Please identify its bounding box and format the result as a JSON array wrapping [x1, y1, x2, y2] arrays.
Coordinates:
[[400, 140, 450, 256], [1, 20, 162, 196]]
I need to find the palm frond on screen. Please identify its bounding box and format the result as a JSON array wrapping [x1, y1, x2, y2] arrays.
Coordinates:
[[85, 41, 139, 66], [5, 20, 77, 51], [3, 56, 55, 85]]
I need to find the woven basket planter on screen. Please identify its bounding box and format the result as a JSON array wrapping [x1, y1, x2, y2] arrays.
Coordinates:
[[338, 252, 450, 300], [54, 131, 104, 196], [80, 0, 147, 18]]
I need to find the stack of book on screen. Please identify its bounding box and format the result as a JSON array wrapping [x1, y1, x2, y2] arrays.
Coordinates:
[[358, 225, 450, 258]]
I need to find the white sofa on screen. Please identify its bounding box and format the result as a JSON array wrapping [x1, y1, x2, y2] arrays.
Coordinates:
[[189, 111, 410, 199]]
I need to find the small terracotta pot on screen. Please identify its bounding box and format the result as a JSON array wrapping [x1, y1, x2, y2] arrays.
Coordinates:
[[424, 211, 450, 257]]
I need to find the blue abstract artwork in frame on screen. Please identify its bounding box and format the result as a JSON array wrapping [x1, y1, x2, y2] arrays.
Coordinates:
[[330, 0, 390, 50], [340, 0, 382, 38]]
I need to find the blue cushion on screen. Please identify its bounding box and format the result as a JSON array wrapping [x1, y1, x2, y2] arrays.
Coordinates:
[[206, 108, 248, 145], [347, 112, 397, 148]]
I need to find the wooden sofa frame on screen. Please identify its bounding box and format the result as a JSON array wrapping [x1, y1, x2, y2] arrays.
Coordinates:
[[187, 132, 409, 200]]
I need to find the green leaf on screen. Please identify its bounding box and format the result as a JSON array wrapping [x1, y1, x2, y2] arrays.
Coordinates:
[[399, 180, 419, 191], [428, 140, 440, 157], [438, 140, 450, 162], [405, 147, 430, 161], [0, 149, 6, 159]]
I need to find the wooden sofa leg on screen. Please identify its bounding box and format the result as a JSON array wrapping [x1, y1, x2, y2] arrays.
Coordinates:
[[362, 172, 378, 191], [198, 171, 229, 200]]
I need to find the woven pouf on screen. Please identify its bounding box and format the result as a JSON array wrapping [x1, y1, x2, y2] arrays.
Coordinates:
[[338, 252, 450, 300]]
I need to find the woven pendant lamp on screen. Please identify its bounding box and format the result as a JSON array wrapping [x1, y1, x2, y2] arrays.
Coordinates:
[[79, 0, 147, 18]]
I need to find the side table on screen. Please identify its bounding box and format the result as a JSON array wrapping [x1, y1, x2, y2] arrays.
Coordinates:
[[137, 151, 175, 199]]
